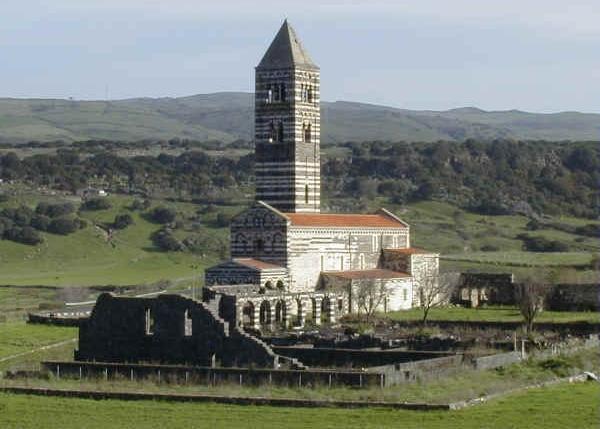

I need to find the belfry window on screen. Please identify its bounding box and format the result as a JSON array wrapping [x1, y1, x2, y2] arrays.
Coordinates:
[[305, 184, 309, 204], [303, 123, 311, 143], [277, 121, 284, 142], [267, 86, 273, 103], [281, 84, 287, 102], [307, 87, 313, 103], [269, 121, 276, 142]]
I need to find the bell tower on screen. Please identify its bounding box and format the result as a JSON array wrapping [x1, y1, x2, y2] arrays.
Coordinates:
[[254, 20, 321, 213]]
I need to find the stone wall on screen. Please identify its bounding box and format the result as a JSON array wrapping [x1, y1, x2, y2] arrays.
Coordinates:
[[76, 293, 280, 368], [548, 283, 599, 311], [453, 273, 515, 307], [272, 346, 455, 368]]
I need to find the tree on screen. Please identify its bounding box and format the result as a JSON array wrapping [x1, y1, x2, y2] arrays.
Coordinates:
[[514, 278, 551, 334], [418, 273, 459, 326], [81, 197, 111, 211], [355, 278, 387, 323]]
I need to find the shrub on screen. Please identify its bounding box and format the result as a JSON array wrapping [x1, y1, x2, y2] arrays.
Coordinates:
[[31, 214, 51, 231], [2, 205, 34, 226], [151, 229, 184, 251], [48, 217, 80, 235], [35, 202, 75, 218], [5, 226, 43, 245], [517, 234, 569, 252], [113, 213, 134, 230], [81, 197, 111, 211], [215, 212, 232, 227], [148, 206, 177, 224]]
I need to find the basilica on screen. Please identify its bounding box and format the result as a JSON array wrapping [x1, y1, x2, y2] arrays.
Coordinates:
[[205, 21, 439, 329]]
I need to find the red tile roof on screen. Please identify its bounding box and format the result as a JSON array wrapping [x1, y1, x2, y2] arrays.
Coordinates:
[[284, 213, 406, 228], [384, 247, 431, 255], [322, 269, 410, 280], [233, 258, 284, 270]]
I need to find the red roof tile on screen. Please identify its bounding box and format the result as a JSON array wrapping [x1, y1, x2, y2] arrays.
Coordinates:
[[322, 269, 410, 280], [384, 247, 431, 255], [284, 213, 406, 228], [233, 258, 284, 270]]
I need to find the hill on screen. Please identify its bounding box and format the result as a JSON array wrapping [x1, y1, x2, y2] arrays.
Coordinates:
[[0, 93, 598, 143]]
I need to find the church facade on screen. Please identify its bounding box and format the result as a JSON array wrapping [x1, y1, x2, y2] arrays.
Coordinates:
[[205, 21, 439, 329]]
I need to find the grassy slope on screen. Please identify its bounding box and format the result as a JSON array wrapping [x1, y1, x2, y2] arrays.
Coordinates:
[[0, 322, 76, 360], [0, 382, 598, 429], [0, 195, 219, 286], [0, 194, 596, 286]]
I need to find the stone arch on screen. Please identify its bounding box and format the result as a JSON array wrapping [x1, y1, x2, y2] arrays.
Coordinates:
[[265, 280, 274, 290], [321, 296, 332, 324], [276, 280, 284, 290], [293, 298, 304, 327], [241, 301, 255, 329], [259, 301, 272, 327], [305, 298, 317, 323], [274, 299, 287, 327]]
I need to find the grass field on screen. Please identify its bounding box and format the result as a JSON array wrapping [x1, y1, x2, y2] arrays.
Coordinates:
[[386, 306, 600, 324], [0, 382, 598, 429], [0, 192, 597, 287], [0, 322, 76, 359], [0, 194, 220, 286], [0, 322, 77, 371]]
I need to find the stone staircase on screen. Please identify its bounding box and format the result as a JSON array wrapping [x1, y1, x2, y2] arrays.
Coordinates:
[[202, 294, 307, 370]]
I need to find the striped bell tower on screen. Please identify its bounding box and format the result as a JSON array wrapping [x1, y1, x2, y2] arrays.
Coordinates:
[[254, 20, 321, 213]]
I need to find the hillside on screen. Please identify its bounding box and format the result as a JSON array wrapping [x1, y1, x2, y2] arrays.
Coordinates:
[[0, 93, 598, 143]]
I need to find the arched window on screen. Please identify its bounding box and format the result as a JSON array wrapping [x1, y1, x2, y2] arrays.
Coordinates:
[[304, 184, 309, 204], [254, 238, 264, 252], [277, 121, 284, 142], [269, 121, 276, 142], [276, 280, 284, 290], [307, 87, 313, 103], [266, 86, 273, 103], [304, 123, 311, 143], [280, 84, 286, 102]]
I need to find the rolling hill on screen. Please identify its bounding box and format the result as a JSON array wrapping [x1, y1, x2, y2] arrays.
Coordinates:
[[0, 93, 598, 143]]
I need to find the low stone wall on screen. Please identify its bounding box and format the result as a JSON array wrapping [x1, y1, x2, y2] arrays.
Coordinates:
[[272, 346, 454, 368], [369, 354, 464, 385], [42, 361, 385, 388], [28, 311, 90, 327], [473, 352, 521, 370]]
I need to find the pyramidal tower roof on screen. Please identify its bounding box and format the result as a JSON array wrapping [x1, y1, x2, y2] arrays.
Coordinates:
[[257, 20, 318, 70]]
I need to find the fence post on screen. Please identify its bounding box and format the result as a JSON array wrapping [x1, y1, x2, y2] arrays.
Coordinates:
[[56, 364, 60, 380], [79, 366, 82, 381], [130, 368, 134, 382]]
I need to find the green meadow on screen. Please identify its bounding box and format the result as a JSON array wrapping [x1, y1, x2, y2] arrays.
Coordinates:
[[0, 382, 598, 429]]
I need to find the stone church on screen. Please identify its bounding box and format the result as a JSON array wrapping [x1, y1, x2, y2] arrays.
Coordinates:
[[205, 21, 439, 329]]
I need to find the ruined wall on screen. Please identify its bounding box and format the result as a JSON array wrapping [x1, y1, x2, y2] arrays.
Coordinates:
[[76, 293, 278, 368], [453, 273, 515, 307]]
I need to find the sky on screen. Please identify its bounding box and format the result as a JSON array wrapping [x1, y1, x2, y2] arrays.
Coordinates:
[[1, 0, 599, 112]]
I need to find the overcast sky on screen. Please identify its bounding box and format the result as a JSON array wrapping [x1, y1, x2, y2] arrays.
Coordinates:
[[2, 0, 598, 112]]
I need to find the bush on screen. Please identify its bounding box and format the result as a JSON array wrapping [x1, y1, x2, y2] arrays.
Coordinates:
[[130, 199, 151, 211], [35, 202, 75, 218], [4, 226, 43, 245], [215, 212, 232, 227], [31, 214, 51, 231], [517, 234, 570, 252], [81, 197, 111, 211], [113, 213, 134, 230], [148, 206, 177, 224], [2, 206, 34, 227], [48, 217, 80, 235], [151, 229, 184, 251]]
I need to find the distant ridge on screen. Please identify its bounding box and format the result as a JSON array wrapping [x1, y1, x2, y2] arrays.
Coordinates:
[[0, 92, 598, 143]]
